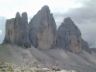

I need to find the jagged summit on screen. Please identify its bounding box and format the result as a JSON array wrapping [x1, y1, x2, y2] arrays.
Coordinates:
[[16, 12, 20, 16], [62, 17, 81, 36], [63, 17, 71, 22], [41, 5, 50, 11], [29, 5, 56, 49], [56, 17, 90, 53], [3, 12, 31, 48], [2, 6, 96, 72], [3, 6, 90, 53]]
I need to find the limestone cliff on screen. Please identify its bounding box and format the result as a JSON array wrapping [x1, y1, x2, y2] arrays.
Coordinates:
[[29, 6, 57, 49], [56, 17, 90, 53], [3, 12, 30, 48]]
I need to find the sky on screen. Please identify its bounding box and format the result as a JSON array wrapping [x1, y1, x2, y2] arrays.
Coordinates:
[[0, 0, 85, 18], [0, 31, 2, 36], [0, 0, 96, 47]]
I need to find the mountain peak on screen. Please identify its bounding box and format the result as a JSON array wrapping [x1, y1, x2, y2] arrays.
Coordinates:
[[64, 17, 73, 23], [41, 5, 49, 10], [56, 17, 90, 53], [40, 5, 50, 13], [22, 12, 27, 17], [16, 12, 21, 18], [29, 5, 56, 49]]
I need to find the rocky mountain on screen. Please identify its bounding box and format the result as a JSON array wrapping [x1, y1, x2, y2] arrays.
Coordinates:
[[29, 6, 57, 49], [3, 12, 30, 48], [91, 48, 96, 52], [3, 6, 90, 53], [56, 17, 90, 53], [81, 39, 91, 53], [1, 5, 96, 72]]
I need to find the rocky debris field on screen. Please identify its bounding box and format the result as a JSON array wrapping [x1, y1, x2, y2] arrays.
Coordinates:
[[0, 61, 76, 72]]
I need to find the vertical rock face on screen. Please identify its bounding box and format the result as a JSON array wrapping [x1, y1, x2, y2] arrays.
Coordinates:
[[56, 17, 82, 53], [14, 12, 22, 45], [4, 12, 30, 48], [3, 6, 90, 53], [29, 6, 57, 49], [4, 18, 15, 44], [20, 12, 30, 47], [56, 17, 90, 53], [81, 39, 91, 53]]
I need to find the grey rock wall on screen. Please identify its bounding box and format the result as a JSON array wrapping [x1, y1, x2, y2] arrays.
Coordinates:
[[56, 17, 90, 53], [3, 12, 31, 48], [29, 6, 57, 49]]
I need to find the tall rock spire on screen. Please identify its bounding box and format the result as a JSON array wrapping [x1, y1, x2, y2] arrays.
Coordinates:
[[21, 12, 31, 47], [29, 5, 57, 49], [56, 17, 90, 53], [3, 12, 31, 48]]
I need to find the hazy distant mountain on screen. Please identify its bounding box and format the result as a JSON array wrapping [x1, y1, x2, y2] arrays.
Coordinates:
[[0, 17, 6, 44]]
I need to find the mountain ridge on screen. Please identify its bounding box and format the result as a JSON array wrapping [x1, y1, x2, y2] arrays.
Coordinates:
[[0, 5, 96, 72]]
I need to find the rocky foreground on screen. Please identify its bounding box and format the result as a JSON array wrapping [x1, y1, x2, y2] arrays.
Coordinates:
[[0, 61, 76, 72], [0, 44, 96, 72]]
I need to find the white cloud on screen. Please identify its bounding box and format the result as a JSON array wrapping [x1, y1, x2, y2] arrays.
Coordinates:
[[0, 0, 85, 18]]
